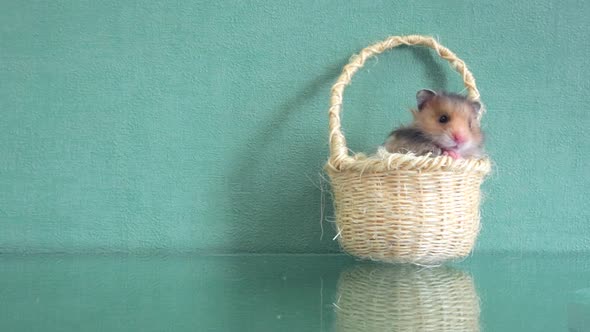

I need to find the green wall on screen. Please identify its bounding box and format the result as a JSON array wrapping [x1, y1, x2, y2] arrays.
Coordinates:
[[1, 0, 588, 253]]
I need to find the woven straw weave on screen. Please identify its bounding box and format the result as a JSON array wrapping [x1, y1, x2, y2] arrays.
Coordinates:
[[335, 265, 480, 331], [325, 35, 491, 264]]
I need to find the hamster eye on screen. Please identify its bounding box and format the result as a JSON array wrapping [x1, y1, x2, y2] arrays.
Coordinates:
[[438, 115, 449, 124]]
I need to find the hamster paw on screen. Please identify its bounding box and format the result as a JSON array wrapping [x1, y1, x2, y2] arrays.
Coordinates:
[[443, 150, 461, 159]]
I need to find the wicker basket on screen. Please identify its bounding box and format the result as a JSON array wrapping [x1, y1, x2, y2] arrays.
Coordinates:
[[335, 265, 480, 331], [325, 35, 491, 264]]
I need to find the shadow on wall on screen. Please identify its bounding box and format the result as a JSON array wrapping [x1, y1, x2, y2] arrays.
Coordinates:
[[227, 46, 449, 254]]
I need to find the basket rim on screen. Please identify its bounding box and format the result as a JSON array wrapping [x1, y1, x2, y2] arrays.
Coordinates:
[[325, 148, 491, 175]]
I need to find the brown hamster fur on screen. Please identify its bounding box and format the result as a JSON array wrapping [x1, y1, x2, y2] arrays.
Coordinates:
[[384, 89, 484, 159]]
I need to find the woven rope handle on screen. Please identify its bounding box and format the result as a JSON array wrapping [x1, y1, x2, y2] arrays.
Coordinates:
[[328, 35, 481, 168]]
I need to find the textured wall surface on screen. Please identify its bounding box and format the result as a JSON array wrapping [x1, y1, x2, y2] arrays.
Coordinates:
[[1, 0, 588, 253]]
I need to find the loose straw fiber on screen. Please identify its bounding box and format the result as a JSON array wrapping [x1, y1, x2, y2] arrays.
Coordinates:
[[325, 35, 491, 264], [335, 265, 480, 331]]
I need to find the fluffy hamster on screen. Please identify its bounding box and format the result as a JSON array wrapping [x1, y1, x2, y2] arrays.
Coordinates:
[[384, 89, 484, 159]]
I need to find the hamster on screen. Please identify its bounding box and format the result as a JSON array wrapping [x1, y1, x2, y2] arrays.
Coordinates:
[[384, 89, 484, 159]]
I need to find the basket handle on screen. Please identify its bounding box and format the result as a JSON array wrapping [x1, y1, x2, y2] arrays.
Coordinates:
[[328, 35, 481, 169]]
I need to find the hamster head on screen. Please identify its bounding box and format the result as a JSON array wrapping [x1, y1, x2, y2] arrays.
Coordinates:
[[412, 89, 483, 154]]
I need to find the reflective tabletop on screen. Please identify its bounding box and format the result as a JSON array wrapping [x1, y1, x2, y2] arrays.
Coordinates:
[[1, 253, 588, 331]]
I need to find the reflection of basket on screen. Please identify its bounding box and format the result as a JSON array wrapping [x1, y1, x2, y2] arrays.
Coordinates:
[[335, 265, 480, 332], [326, 35, 491, 264]]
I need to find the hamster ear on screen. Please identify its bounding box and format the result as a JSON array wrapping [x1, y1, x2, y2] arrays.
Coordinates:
[[416, 89, 437, 110], [471, 101, 482, 113]]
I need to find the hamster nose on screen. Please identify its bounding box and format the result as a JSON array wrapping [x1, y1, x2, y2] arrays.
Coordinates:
[[452, 132, 467, 144]]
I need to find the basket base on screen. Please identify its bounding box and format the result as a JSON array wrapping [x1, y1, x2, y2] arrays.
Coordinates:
[[339, 242, 472, 265]]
